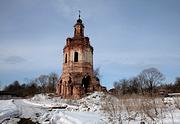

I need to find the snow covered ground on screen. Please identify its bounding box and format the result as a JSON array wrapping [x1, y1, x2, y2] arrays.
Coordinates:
[[0, 100, 19, 123], [0, 92, 180, 124], [0, 92, 106, 124]]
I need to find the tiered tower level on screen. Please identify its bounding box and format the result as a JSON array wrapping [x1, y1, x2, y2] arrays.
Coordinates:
[[56, 15, 106, 99]]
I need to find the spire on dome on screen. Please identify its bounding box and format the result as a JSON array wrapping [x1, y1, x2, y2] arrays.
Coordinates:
[[77, 10, 82, 23], [74, 10, 84, 37], [78, 10, 81, 19]]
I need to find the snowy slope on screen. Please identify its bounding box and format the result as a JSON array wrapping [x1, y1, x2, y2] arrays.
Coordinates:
[[27, 92, 106, 124], [1, 92, 180, 124], [0, 100, 19, 123], [0, 92, 106, 124], [40, 110, 105, 124]]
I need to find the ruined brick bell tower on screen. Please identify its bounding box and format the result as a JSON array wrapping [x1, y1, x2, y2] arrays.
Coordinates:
[[56, 12, 106, 98]]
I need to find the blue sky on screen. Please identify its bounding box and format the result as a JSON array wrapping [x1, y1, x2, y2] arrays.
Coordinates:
[[0, 0, 180, 89]]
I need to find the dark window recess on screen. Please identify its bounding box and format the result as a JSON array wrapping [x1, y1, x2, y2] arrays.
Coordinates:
[[80, 28, 83, 35], [74, 52, 78, 62], [65, 54, 67, 63], [59, 80, 62, 94], [74, 28, 77, 35], [82, 76, 90, 93]]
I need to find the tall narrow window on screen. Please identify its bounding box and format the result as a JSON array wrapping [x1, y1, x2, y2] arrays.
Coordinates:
[[74, 28, 77, 36], [80, 28, 83, 35], [74, 52, 78, 62], [65, 54, 67, 63]]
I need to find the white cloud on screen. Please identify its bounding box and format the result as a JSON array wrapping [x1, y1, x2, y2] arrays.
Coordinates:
[[0, 39, 63, 73], [3, 55, 26, 64]]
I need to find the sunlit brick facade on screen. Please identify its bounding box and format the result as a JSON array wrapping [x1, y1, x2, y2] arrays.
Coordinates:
[[56, 15, 106, 99]]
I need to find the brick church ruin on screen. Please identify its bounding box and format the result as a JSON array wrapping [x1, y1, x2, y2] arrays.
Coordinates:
[[56, 13, 106, 99]]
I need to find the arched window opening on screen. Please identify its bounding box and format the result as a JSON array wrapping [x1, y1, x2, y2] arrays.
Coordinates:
[[80, 28, 83, 35], [68, 77, 73, 95], [68, 77, 72, 84], [70, 86, 73, 96], [74, 28, 77, 35], [65, 54, 67, 63], [74, 52, 78, 62], [59, 80, 62, 94], [82, 76, 90, 93]]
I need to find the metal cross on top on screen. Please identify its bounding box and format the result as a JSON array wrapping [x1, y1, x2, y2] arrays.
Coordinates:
[[78, 10, 81, 19]]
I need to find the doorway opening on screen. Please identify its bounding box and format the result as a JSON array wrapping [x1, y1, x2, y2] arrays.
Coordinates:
[[82, 76, 90, 93]]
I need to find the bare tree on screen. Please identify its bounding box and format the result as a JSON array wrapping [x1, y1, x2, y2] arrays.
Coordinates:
[[175, 77, 180, 92], [93, 67, 101, 81], [129, 77, 141, 94], [47, 72, 58, 92], [35, 75, 49, 93], [113, 79, 129, 95], [138, 68, 165, 96], [137, 75, 146, 95], [113, 81, 122, 96]]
